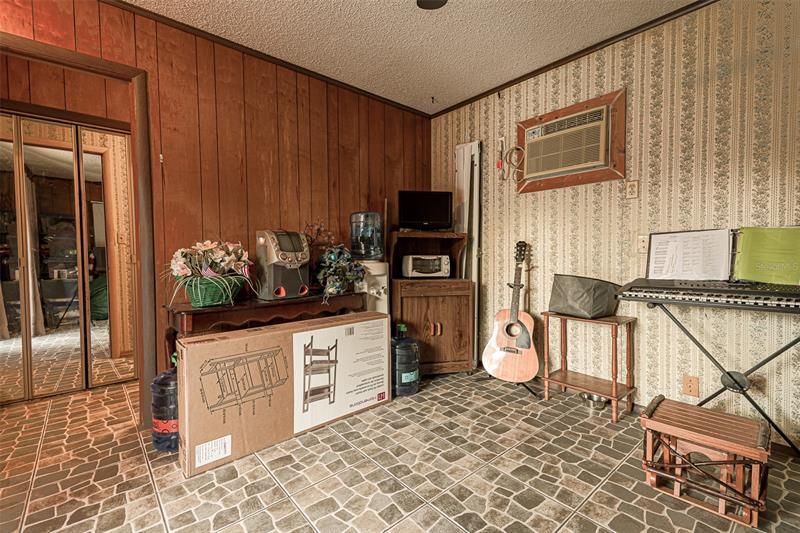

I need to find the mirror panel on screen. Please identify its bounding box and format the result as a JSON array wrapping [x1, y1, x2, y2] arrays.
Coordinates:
[[0, 115, 25, 402], [81, 129, 137, 385], [20, 118, 85, 397]]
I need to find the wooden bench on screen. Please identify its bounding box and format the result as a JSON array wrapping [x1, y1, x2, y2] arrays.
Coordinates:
[[640, 395, 770, 528]]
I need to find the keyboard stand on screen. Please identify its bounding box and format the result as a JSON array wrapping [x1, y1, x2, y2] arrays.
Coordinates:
[[649, 302, 800, 456]]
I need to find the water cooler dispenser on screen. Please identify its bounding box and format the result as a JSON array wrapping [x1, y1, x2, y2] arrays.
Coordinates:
[[355, 261, 389, 313], [350, 211, 383, 260], [350, 211, 388, 313]]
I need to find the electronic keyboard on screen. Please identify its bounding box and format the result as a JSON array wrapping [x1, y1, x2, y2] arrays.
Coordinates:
[[618, 278, 800, 314]]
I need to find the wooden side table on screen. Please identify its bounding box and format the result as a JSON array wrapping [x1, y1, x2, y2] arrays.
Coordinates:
[[542, 312, 636, 422], [163, 293, 366, 370]]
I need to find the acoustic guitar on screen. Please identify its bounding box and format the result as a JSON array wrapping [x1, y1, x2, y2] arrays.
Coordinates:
[[481, 241, 539, 383]]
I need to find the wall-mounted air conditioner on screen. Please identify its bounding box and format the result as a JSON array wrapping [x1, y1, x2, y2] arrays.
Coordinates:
[[515, 88, 625, 193], [523, 106, 608, 182]]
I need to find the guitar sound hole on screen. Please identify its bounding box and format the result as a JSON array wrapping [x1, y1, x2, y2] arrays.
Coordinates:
[[506, 323, 521, 337]]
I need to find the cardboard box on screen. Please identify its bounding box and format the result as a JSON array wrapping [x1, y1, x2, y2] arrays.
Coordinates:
[[177, 312, 390, 477]]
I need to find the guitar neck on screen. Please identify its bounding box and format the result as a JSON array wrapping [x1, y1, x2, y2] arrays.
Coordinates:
[[510, 262, 523, 322]]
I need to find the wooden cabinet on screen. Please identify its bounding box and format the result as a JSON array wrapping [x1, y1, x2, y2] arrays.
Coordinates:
[[392, 279, 474, 375], [387, 231, 468, 279], [388, 231, 475, 376]]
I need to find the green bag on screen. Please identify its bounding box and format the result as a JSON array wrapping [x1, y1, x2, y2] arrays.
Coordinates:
[[90, 275, 109, 320], [548, 274, 621, 319]]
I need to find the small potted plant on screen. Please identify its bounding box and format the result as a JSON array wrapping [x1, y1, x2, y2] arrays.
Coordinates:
[[169, 241, 253, 308], [315, 245, 366, 303]]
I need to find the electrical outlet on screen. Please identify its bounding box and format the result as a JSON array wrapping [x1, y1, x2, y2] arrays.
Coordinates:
[[638, 235, 649, 254], [682, 375, 700, 397], [625, 180, 640, 199]]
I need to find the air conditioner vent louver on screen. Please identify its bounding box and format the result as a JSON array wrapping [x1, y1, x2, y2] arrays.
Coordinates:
[[540, 108, 604, 135], [523, 106, 608, 182]]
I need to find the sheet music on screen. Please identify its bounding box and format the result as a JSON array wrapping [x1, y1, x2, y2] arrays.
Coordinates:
[[647, 229, 731, 281]]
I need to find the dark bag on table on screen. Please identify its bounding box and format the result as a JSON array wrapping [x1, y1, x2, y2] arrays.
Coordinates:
[[548, 274, 620, 319]]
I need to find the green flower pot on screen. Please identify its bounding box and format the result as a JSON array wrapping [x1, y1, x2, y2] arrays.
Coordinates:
[[186, 277, 244, 308]]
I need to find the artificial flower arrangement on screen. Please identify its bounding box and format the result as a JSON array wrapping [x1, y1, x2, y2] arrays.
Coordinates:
[[303, 221, 338, 266], [315, 245, 366, 303], [169, 240, 254, 308]]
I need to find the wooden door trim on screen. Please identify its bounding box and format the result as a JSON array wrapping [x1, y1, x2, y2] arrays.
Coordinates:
[[130, 74, 156, 430], [0, 32, 141, 81], [1, 99, 131, 132], [0, 31, 156, 429]]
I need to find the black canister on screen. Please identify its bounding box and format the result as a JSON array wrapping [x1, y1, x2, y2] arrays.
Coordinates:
[[391, 323, 420, 397], [151, 367, 178, 452]]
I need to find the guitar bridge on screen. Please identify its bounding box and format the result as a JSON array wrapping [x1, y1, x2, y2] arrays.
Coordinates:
[[503, 347, 520, 354]]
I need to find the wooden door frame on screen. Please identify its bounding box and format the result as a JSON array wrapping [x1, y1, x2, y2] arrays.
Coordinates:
[[1, 32, 156, 428]]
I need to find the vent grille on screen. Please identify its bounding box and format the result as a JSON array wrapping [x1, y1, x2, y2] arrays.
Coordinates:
[[541, 108, 604, 135], [523, 106, 608, 181]]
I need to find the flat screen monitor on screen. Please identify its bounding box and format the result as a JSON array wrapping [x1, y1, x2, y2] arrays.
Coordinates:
[[398, 190, 453, 230]]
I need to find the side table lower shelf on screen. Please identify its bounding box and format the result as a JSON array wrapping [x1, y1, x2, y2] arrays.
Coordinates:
[[545, 368, 636, 403]]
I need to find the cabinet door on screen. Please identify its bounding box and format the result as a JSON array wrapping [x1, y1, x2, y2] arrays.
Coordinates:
[[398, 294, 439, 366], [396, 283, 473, 374], [426, 294, 472, 369]]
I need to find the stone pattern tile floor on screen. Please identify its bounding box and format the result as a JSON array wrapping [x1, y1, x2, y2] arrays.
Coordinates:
[[0, 323, 136, 404], [0, 372, 797, 533]]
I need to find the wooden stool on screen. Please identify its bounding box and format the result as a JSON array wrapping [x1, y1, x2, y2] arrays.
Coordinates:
[[639, 395, 770, 528]]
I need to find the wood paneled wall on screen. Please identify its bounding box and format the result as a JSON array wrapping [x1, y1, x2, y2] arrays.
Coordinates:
[[1, 53, 131, 120], [0, 0, 431, 369]]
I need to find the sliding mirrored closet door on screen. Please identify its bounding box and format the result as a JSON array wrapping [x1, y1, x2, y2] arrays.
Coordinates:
[[21, 117, 86, 397], [80, 128, 137, 388], [0, 114, 138, 404], [0, 114, 25, 403]]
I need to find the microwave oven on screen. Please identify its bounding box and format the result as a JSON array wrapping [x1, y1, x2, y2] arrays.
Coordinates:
[[401, 255, 451, 278]]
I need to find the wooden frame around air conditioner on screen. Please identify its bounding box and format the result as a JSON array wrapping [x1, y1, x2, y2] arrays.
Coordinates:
[[515, 88, 625, 193]]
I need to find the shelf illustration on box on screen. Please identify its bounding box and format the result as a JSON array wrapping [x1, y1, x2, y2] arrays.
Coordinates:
[[293, 318, 389, 434], [199, 347, 289, 419], [302, 335, 338, 412]]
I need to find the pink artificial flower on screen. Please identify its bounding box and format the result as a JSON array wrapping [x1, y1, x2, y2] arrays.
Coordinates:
[[172, 262, 191, 277], [193, 240, 219, 251]]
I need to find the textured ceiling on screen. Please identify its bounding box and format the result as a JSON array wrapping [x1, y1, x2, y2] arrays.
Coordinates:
[[126, 0, 694, 114]]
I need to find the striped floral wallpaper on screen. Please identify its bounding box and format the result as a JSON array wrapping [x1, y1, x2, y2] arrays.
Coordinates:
[[431, 0, 800, 439]]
